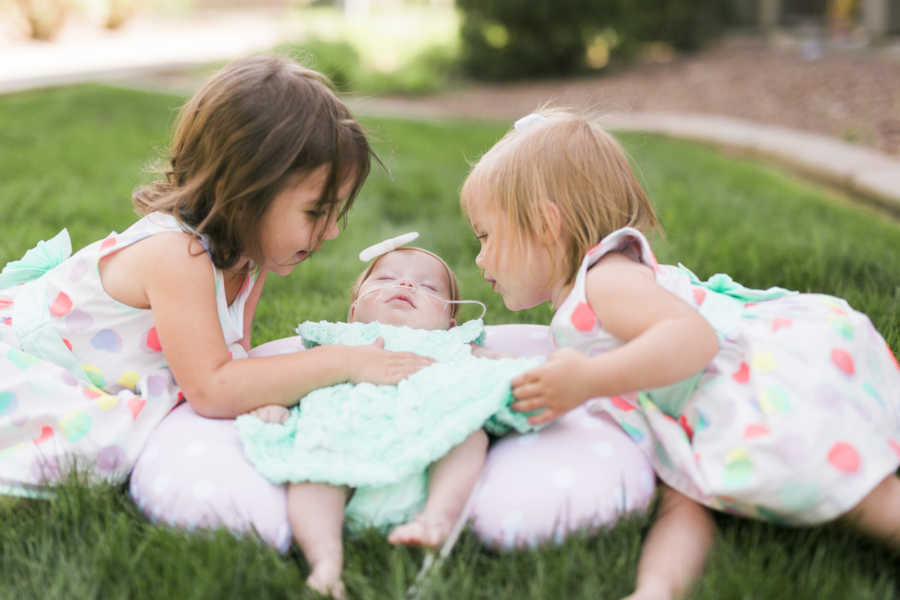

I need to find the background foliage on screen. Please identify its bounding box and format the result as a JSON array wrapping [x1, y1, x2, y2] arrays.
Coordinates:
[[456, 0, 734, 80]]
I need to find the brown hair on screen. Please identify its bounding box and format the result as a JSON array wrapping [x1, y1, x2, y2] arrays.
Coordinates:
[[133, 54, 373, 272], [350, 247, 461, 319], [461, 107, 659, 284]]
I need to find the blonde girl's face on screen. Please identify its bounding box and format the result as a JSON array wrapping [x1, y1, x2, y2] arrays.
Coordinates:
[[466, 198, 557, 311], [257, 165, 354, 276], [350, 250, 456, 330]]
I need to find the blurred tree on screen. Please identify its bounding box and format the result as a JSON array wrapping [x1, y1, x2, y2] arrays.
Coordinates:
[[16, 0, 67, 40], [104, 0, 136, 29]]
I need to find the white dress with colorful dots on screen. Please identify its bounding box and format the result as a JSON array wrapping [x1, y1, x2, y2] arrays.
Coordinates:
[[552, 227, 900, 524], [0, 212, 256, 498]]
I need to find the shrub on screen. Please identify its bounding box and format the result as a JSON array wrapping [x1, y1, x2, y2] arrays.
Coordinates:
[[618, 0, 733, 53], [357, 44, 459, 96], [458, 0, 612, 80], [275, 38, 458, 96], [274, 38, 362, 92], [457, 0, 730, 80]]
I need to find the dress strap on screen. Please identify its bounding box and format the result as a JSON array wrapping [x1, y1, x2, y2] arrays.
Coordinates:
[[95, 212, 212, 261], [583, 227, 660, 272]]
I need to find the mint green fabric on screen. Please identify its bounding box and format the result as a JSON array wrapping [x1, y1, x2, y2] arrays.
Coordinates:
[[0, 228, 93, 384], [236, 319, 542, 531], [641, 374, 704, 420], [0, 229, 71, 289], [637, 265, 799, 418], [676, 263, 795, 302], [298, 318, 486, 357]]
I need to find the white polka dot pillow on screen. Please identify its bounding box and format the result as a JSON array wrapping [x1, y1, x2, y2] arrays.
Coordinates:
[[129, 336, 305, 552], [466, 325, 656, 549], [129, 325, 655, 551]]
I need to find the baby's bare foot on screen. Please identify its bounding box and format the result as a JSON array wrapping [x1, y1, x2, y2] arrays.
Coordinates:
[[388, 514, 453, 548], [306, 562, 346, 599]]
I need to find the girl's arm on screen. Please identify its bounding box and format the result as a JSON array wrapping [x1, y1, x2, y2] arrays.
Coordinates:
[[138, 234, 432, 418], [237, 269, 268, 352], [511, 254, 719, 423], [624, 485, 715, 600]]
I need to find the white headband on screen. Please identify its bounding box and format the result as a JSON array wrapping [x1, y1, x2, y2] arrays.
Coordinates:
[[359, 232, 420, 262], [514, 113, 546, 131]]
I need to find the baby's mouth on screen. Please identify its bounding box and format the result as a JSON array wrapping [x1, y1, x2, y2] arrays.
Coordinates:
[[387, 293, 416, 308]]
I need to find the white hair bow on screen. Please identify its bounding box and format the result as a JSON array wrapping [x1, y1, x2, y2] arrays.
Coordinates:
[[514, 113, 546, 131], [359, 232, 420, 262]]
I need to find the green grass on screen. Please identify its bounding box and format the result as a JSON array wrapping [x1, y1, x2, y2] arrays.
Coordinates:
[[1, 84, 899, 599]]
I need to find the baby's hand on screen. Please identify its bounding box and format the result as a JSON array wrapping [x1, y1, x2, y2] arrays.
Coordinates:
[[510, 348, 591, 425], [350, 337, 434, 385], [250, 405, 291, 424]]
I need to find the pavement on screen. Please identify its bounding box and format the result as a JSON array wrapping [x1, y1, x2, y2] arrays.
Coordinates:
[[3, 8, 899, 216]]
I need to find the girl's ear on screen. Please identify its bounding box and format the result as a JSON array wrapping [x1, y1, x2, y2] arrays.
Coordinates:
[[540, 202, 563, 245], [348, 303, 357, 321]]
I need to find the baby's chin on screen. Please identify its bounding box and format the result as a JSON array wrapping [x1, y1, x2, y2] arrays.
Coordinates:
[[351, 312, 451, 330]]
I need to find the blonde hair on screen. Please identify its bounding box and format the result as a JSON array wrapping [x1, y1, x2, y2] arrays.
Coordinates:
[[133, 55, 372, 273], [350, 247, 461, 319], [460, 107, 658, 284]]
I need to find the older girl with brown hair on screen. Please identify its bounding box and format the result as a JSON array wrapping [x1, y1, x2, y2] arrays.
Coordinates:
[[0, 55, 430, 515]]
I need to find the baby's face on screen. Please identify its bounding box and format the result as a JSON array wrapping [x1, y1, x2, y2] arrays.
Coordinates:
[[351, 250, 455, 330]]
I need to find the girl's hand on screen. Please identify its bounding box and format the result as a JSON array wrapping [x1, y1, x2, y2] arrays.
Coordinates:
[[510, 348, 592, 425], [349, 337, 434, 385]]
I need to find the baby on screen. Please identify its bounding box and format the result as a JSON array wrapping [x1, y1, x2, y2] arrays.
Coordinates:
[[237, 243, 539, 597]]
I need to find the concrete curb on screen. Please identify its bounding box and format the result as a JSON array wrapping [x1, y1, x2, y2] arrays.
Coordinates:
[[3, 8, 897, 216], [0, 61, 219, 95], [5, 58, 899, 216], [343, 97, 900, 216], [603, 112, 900, 216]]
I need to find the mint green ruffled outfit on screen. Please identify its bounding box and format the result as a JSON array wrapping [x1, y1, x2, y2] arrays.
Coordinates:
[[236, 319, 541, 530]]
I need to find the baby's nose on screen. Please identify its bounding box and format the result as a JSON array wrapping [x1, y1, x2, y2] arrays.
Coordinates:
[[397, 279, 416, 288]]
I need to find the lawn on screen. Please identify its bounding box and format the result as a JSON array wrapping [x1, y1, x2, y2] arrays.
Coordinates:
[[0, 84, 898, 599]]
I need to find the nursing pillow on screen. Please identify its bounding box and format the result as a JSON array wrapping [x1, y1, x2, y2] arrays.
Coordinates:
[[129, 325, 655, 552]]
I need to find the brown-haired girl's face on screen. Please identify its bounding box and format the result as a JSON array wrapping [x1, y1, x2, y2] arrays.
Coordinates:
[[256, 165, 354, 276]]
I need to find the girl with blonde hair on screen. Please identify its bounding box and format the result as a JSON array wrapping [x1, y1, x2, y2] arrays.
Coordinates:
[[462, 108, 900, 599]]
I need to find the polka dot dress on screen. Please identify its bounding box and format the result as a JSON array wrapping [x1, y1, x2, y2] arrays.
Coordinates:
[[0, 213, 256, 497], [551, 227, 900, 524]]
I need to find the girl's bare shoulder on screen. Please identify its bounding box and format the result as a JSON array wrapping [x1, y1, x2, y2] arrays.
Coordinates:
[[588, 251, 655, 282], [99, 231, 212, 308]]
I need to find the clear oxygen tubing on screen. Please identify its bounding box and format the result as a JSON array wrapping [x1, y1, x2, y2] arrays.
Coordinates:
[[350, 281, 487, 321]]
